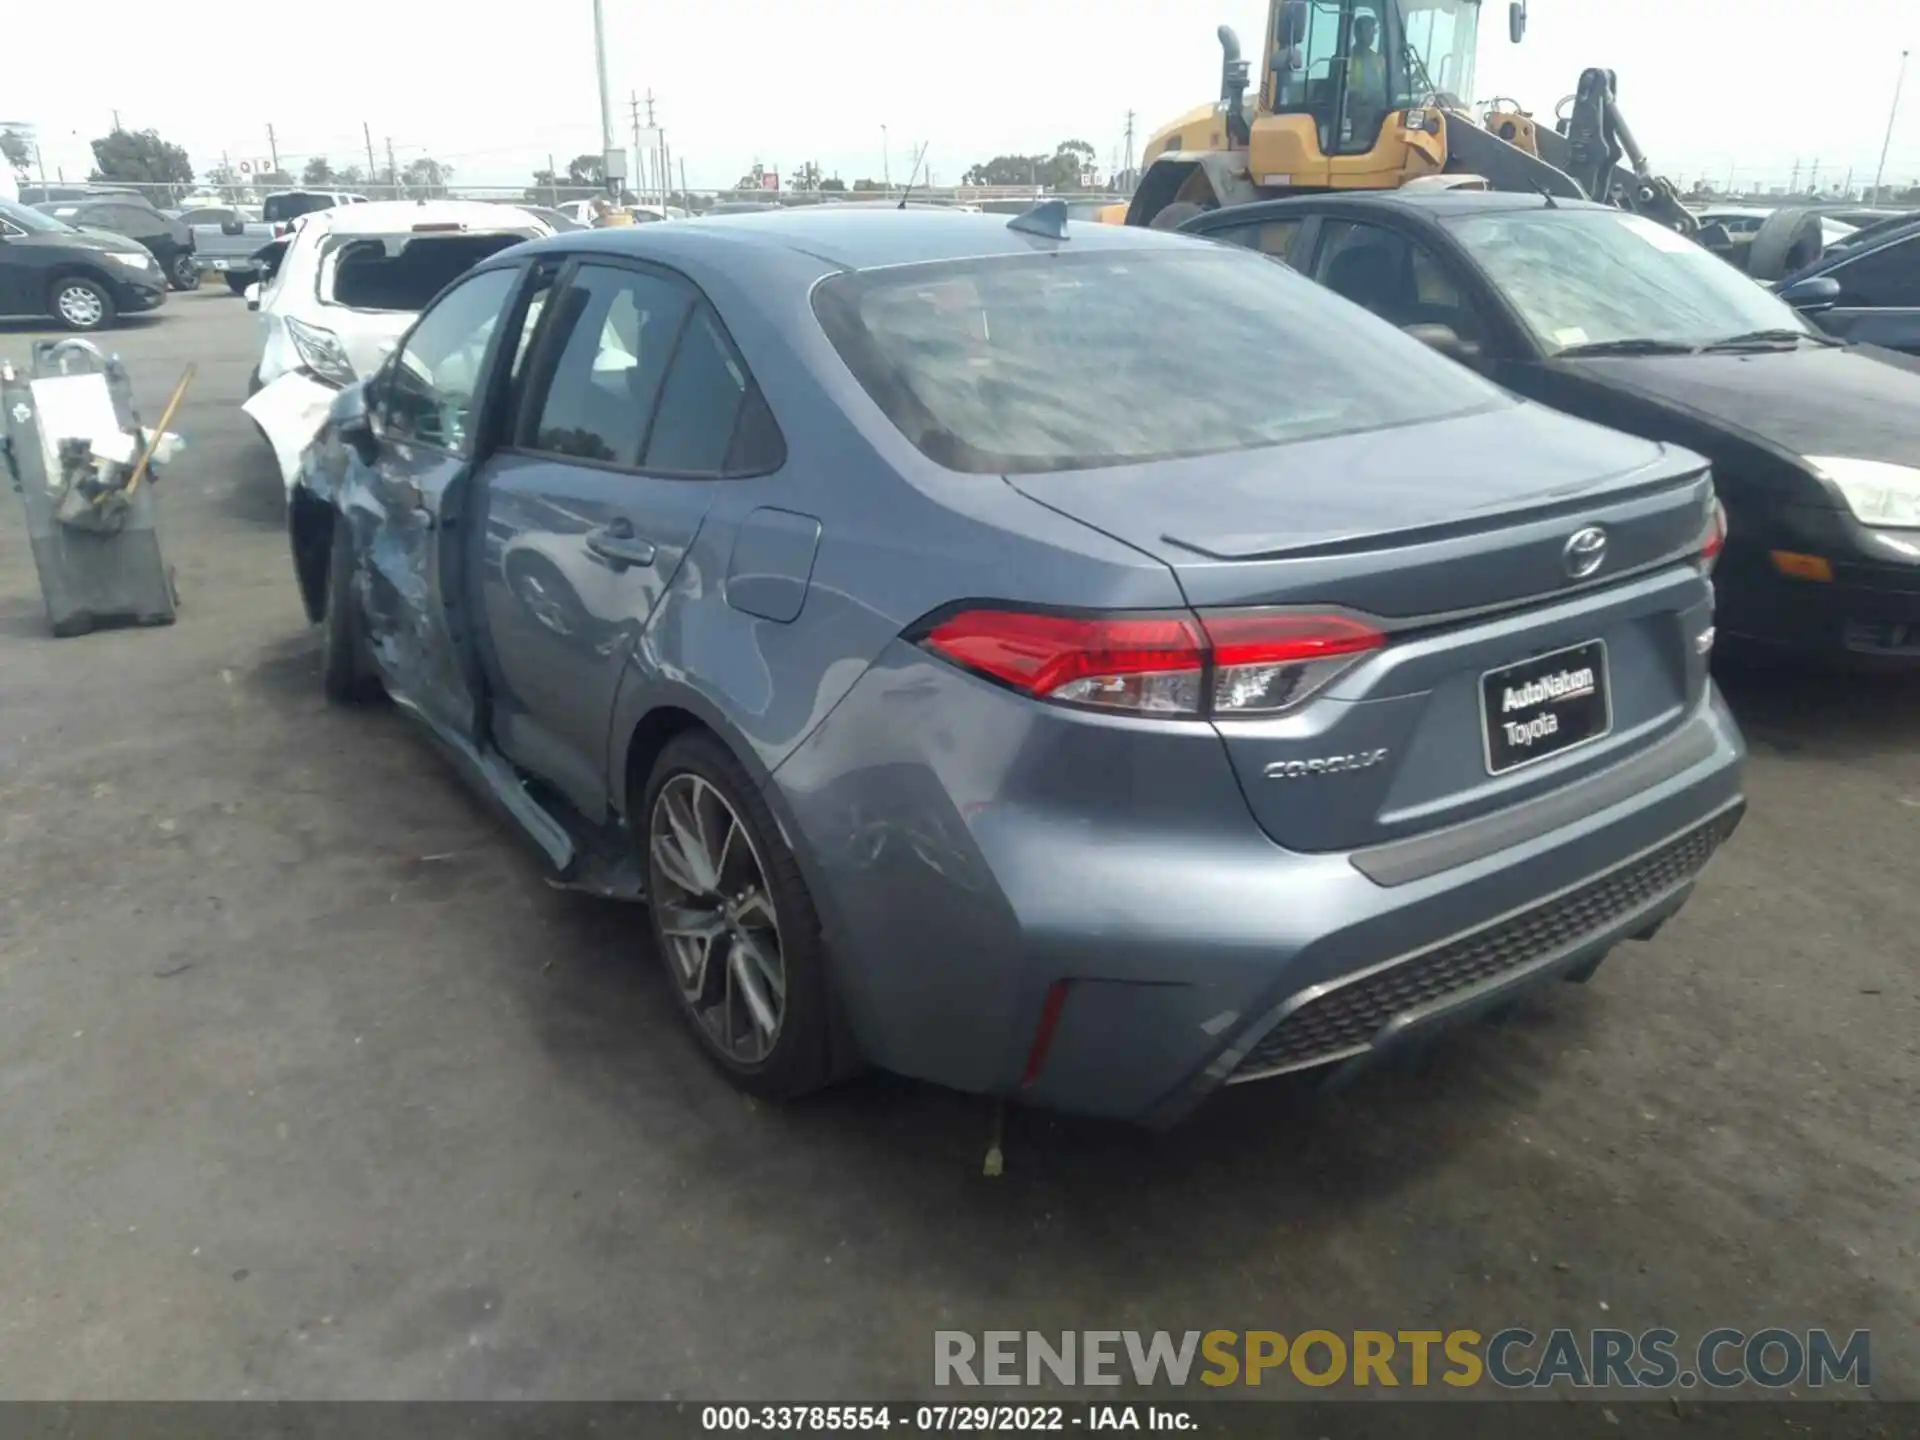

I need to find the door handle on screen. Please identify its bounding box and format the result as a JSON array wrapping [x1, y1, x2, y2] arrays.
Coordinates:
[[585, 517, 657, 570]]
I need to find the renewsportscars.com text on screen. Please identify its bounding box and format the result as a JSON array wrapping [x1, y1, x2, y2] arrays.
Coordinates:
[[934, 1328, 1871, 1391]]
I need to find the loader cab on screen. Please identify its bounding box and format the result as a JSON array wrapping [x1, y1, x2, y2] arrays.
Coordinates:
[[1262, 0, 1483, 157]]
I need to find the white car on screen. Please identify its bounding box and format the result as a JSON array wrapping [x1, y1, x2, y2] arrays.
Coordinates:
[[241, 199, 551, 490]]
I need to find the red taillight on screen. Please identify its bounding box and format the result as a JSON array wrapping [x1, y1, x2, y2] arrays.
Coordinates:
[[1202, 611, 1386, 714], [1701, 498, 1727, 568], [922, 609, 1205, 715], [918, 607, 1384, 717]]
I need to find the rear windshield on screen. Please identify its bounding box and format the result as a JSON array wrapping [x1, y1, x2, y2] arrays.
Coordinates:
[[811, 247, 1503, 473], [263, 193, 335, 223], [319, 232, 534, 311]]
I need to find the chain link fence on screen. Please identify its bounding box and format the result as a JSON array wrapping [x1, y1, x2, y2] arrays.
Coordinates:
[[14, 177, 1134, 216]]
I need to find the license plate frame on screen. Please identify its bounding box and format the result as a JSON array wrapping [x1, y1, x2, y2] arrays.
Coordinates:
[[1479, 639, 1613, 777]]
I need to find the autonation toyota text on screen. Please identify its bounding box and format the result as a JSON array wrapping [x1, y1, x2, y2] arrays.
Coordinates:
[[934, 1328, 1871, 1391]]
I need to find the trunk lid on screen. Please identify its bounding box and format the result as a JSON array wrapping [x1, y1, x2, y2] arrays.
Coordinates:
[[1006, 404, 1719, 854]]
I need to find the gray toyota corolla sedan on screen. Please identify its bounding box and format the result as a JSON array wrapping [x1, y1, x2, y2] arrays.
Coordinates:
[[285, 204, 1747, 1126]]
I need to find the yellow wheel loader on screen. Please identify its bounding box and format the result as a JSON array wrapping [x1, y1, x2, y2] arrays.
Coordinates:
[[1116, 1, 1808, 273]]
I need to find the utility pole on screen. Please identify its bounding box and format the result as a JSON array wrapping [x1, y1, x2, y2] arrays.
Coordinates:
[[386, 136, 397, 195], [592, 0, 620, 197], [679, 157, 689, 205], [1873, 49, 1910, 203], [111, 109, 122, 132], [1788, 158, 1800, 192], [221, 148, 232, 199], [1808, 157, 1820, 194], [881, 124, 890, 188], [34, 140, 47, 190], [267, 123, 279, 174], [1843, 165, 1855, 199], [1123, 109, 1136, 188], [647, 90, 666, 210], [548, 152, 558, 206], [630, 90, 643, 203], [364, 122, 377, 184]]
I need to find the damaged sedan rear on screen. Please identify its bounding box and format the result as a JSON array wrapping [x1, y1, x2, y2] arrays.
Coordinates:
[[283, 210, 1744, 1126], [243, 200, 552, 492]]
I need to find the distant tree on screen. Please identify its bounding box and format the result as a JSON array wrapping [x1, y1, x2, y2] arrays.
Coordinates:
[[302, 156, 336, 186], [851, 177, 885, 192], [402, 156, 452, 196], [89, 127, 193, 184], [206, 161, 238, 190], [795, 161, 823, 191], [565, 153, 604, 186], [1056, 139, 1098, 189], [732, 162, 771, 191], [820, 175, 847, 193], [256, 169, 294, 190], [963, 141, 1099, 191], [1, 127, 29, 172]]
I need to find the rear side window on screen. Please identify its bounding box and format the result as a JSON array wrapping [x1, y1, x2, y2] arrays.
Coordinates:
[[522, 264, 691, 464], [643, 307, 747, 473], [322, 233, 534, 311], [811, 247, 1502, 474]]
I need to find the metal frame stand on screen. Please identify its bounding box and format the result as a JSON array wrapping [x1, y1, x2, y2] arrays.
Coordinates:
[[1, 339, 178, 638]]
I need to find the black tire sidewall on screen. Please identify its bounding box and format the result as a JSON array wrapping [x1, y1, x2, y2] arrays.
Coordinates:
[[1149, 200, 1209, 231], [320, 516, 373, 702], [641, 732, 834, 1098], [51, 277, 114, 331]]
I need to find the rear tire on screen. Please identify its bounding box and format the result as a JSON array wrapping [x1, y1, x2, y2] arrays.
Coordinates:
[[50, 276, 115, 332], [168, 254, 200, 290], [320, 517, 380, 704], [1148, 200, 1209, 231], [641, 732, 838, 1100]]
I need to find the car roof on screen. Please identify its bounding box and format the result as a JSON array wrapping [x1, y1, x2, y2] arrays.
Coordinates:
[[300, 199, 550, 238], [528, 205, 1202, 272]]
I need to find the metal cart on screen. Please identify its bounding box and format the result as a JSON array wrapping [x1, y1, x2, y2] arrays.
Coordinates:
[[1, 338, 179, 637]]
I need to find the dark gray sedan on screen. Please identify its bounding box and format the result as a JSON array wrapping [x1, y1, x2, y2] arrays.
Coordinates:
[[285, 206, 1745, 1124]]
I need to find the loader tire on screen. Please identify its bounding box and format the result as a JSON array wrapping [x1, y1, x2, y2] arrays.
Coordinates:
[[1747, 207, 1824, 282], [1148, 201, 1209, 231]]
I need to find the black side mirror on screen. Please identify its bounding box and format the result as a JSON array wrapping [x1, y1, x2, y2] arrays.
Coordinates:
[[1509, 0, 1528, 42], [1777, 274, 1843, 309], [1404, 322, 1482, 363]]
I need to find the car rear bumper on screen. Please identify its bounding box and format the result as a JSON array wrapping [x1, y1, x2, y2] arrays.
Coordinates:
[[769, 643, 1747, 1126]]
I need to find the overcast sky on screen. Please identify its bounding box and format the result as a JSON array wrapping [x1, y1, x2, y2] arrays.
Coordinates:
[[4, 0, 1917, 193]]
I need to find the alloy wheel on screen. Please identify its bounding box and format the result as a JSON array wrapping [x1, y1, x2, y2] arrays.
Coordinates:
[[648, 773, 786, 1065], [57, 285, 104, 328]]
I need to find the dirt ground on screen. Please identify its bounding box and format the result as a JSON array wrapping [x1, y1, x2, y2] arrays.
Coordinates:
[[0, 293, 1915, 1406]]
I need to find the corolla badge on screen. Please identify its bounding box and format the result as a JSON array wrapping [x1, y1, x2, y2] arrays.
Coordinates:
[[1264, 748, 1389, 780], [1563, 526, 1608, 580]]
